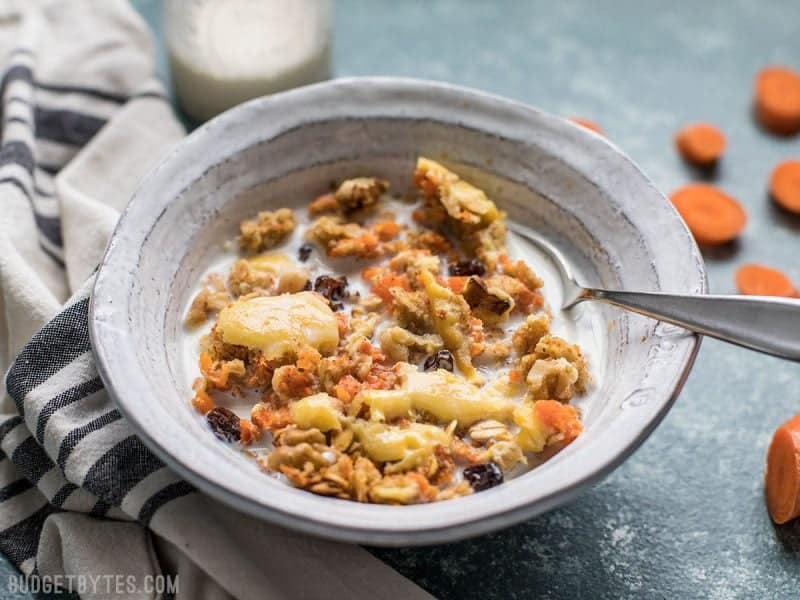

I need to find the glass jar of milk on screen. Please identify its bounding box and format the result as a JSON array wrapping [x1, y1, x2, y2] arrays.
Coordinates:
[[165, 0, 333, 122]]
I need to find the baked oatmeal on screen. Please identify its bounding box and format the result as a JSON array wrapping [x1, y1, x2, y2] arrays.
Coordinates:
[[185, 158, 590, 504]]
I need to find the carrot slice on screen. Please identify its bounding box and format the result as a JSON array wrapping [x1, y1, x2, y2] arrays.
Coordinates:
[[674, 123, 726, 166], [766, 414, 800, 524], [755, 66, 800, 135], [735, 263, 796, 297], [670, 184, 747, 245], [769, 159, 800, 213], [570, 117, 604, 136]]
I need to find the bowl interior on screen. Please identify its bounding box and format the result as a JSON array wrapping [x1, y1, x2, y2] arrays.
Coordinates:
[[91, 79, 704, 545]]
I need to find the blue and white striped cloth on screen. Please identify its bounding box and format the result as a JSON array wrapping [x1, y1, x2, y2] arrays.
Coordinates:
[[0, 2, 429, 599]]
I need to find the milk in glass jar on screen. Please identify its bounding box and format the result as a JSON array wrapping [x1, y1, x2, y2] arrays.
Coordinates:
[[165, 0, 333, 121]]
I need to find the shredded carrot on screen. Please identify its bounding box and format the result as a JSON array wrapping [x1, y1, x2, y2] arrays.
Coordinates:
[[508, 369, 522, 384], [674, 123, 726, 166], [446, 276, 468, 293], [515, 287, 544, 314], [361, 266, 381, 283], [364, 363, 398, 391], [534, 400, 582, 444], [407, 472, 438, 502], [371, 273, 410, 305], [735, 263, 796, 297], [308, 192, 337, 215], [191, 377, 205, 393], [766, 413, 800, 524], [570, 117, 604, 136], [769, 159, 800, 214], [191, 390, 215, 415], [755, 66, 800, 136], [373, 220, 402, 241], [670, 184, 747, 245], [243, 355, 272, 389], [358, 232, 380, 253], [204, 360, 241, 389], [334, 374, 362, 404], [199, 352, 213, 373], [451, 438, 483, 464], [296, 347, 322, 371], [251, 404, 291, 431], [335, 311, 349, 338], [468, 317, 485, 357], [239, 419, 261, 445]]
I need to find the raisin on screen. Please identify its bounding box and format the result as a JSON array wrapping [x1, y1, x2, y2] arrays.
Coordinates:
[[298, 243, 313, 262], [449, 259, 486, 277], [423, 349, 454, 372], [303, 279, 312, 291], [206, 407, 241, 442], [463, 462, 503, 492], [314, 275, 348, 303]]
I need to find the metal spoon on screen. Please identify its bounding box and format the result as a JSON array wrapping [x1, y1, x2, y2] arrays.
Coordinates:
[[508, 222, 800, 361]]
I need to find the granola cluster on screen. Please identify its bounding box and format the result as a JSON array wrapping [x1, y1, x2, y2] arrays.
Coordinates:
[[186, 158, 590, 504]]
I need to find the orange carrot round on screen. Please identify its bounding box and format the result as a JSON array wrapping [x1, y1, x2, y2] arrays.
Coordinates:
[[755, 66, 800, 135], [769, 159, 800, 213], [766, 413, 800, 524], [670, 184, 747, 245], [735, 263, 796, 297], [674, 123, 726, 166], [570, 117, 604, 136]]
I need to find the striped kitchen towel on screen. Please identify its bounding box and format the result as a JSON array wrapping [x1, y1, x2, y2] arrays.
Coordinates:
[[0, 2, 430, 599]]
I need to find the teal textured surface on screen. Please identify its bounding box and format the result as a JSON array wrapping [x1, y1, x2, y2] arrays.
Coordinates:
[[2, 1, 798, 598]]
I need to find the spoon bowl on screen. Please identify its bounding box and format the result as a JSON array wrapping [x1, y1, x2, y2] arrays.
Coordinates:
[[507, 222, 585, 309]]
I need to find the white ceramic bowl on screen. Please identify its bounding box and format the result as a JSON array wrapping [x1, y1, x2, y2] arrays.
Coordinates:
[[90, 78, 705, 545]]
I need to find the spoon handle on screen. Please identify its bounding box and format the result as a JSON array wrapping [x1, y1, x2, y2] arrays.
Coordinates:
[[584, 289, 800, 361]]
